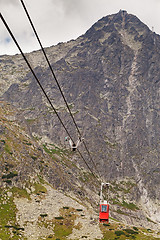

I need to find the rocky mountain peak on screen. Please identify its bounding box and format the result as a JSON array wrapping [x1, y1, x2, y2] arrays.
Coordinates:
[[83, 10, 158, 61], [0, 10, 160, 236]]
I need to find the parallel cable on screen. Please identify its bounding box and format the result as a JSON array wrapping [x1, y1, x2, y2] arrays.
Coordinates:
[[0, 13, 72, 142], [0, 12, 99, 181], [20, 0, 81, 137], [19, 0, 102, 179]]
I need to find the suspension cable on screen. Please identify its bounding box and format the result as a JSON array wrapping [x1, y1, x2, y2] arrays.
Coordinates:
[[19, 0, 102, 179], [0, 13, 73, 142], [0, 12, 99, 182], [20, 0, 81, 137]]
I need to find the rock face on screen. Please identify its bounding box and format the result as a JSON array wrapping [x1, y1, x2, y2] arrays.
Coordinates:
[[0, 10, 160, 228]]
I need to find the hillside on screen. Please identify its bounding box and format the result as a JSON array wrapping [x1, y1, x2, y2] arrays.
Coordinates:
[[0, 10, 160, 239], [0, 101, 159, 239]]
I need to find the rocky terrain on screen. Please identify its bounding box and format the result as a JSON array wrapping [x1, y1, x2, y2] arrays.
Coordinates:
[[0, 10, 160, 239]]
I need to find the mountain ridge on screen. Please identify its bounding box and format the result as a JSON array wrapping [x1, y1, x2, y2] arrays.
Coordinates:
[[0, 10, 160, 238]]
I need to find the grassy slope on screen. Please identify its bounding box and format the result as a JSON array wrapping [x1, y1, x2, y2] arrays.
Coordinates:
[[0, 102, 159, 239]]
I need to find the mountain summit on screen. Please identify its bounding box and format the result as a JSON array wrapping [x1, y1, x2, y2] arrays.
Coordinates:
[[0, 11, 160, 237]]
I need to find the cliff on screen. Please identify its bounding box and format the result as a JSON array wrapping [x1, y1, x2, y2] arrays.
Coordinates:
[[0, 10, 160, 239]]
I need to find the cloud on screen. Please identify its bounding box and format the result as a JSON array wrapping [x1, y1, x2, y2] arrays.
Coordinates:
[[0, 0, 19, 6], [52, 0, 84, 15], [0, 0, 160, 55]]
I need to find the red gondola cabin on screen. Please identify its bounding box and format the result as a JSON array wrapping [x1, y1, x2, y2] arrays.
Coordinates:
[[99, 200, 109, 222]]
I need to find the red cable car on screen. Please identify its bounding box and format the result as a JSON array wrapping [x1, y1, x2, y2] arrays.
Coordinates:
[[99, 200, 109, 222], [99, 183, 109, 223]]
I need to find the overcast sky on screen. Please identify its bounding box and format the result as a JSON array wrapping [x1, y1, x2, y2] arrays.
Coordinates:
[[0, 0, 160, 55]]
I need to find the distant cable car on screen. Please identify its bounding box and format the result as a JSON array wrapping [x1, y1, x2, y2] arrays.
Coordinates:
[[65, 136, 83, 151], [99, 183, 109, 223]]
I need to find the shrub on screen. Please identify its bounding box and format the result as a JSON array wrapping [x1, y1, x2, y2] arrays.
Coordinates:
[[115, 230, 125, 236], [26, 142, 32, 145], [4, 179, 12, 184], [133, 226, 138, 231], [5, 225, 24, 231], [76, 209, 83, 212], [55, 216, 64, 220], [48, 235, 53, 238], [124, 229, 138, 234], [122, 201, 139, 210], [103, 223, 110, 226], [63, 206, 69, 209], [31, 156, 37, 160], [40, 214, 48, 218], [2, 172, 18, 179]]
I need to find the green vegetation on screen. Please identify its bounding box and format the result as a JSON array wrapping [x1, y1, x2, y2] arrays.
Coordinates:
[[100, 223, 160, 240], [121, 201, 139, 211], [116, 209, 129, 215], [0, 187, 159, 240], [133, 226, 138, 231], [55, 216, 64, 220], [42, 143, 79, 173], [43, 144, 68, 157], [110, 180, 136, 195], [147, 217, 156, 224], [43, 144, 52, 154], [63, 206, 69, 209], [31, 155, 37, 160], [104, 139, 117, 148], [115, 230, 125, 236], [11, 187, 31, 200], [40, 213, 48, 218], [2, 171, 18, 179], [68, 103, 74, 109], [124, 228, 138, 235], [2, 171, 18, 185], [53, 207, 76, 239], [4, 143, 13, 155], [76, 209, 83, 212], [38, 175, 49, 185], [3, 179, 12, 184], [112, 200, 139, 211], [25, 142, 32, 146], [33, 182, 47, 195], [79, 172, 94, 183], [103, 223, 110, 226], [0, 192, 20, 239], [109, 217, 120, 222], [37, 207, 77, 240], [23, 140, 32, 145], [26, 118, 36, 124], [4, 225, 24, 231]]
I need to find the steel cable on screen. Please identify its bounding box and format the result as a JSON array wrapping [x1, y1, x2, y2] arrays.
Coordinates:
[[0, 12, 99, 182], [19, 0, 102, 179]]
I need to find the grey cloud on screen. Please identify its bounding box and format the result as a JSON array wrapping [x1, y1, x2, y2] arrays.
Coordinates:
[[0, 0, 19, 5], [0, 0, 160, 55], [52, 0, 86, 16]]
